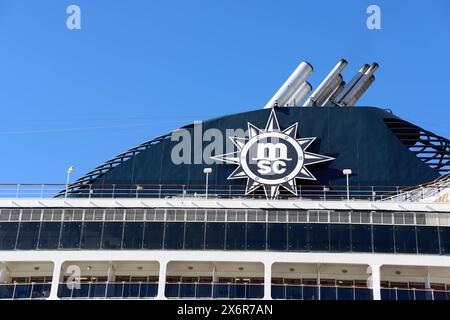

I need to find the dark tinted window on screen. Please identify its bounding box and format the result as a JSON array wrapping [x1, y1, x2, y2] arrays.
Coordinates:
[[267, 223, 287, 251], [351, 225, 372, 252], [394, 226, 417, 253], [439, 227, 450, 254], [102, 222, 124, 249], [226, 223, 245, 250], [143, 222, 164, 249], [246, 223, 266, 250], [308, 224, 329, 251], [164, 222, 184, 249], [81, 222, 103, 249], [59, 222, 82, 249], [287, 224, 307, 251], [38, 222, 61, 249], [184, 222, 205, 249], [122, 222, 143, 249], [373, 225, 394, 253], [416, 226, 439, 254], [0, 222, 18, 250], [330, 224, 350, 252], [205, 223, 225, 249], [16, 222, 40, 250]]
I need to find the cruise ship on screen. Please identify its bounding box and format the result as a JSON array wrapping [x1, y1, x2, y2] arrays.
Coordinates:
[[1, 59, 449, 301]]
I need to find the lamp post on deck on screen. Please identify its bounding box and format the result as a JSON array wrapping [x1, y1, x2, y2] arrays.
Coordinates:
[[65, 166, 75, 198], [203, 168, 213, 199], [343, 169, 352, 201]]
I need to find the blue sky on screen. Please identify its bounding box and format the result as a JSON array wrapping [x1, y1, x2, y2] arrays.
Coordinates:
[[0, 0, 449, 183]]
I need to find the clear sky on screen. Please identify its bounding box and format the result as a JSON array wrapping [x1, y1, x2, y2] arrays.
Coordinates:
[[0, 0, 449, 183]]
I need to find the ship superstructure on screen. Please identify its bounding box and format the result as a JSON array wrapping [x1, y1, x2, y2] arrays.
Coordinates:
[[1, 59, 449, 300]]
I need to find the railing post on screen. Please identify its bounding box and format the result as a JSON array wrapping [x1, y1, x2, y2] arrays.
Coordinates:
[[89, 185, 92, 199], [112, 184, 116, 199], [10, 284, 16, 300], [158, 185, 162, 199], [40, 184, 45, 199], [16, 184, 20, 198]]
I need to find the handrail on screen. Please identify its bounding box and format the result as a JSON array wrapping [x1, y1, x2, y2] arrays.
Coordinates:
[[0, 182, 447, 202]]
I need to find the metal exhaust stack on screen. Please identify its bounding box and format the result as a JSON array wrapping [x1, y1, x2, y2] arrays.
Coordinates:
[[332, 64, 370, 106], [285, 82, 312, 107], [303, 59, 348, 107], [263, 61, 313, 109], [339, 63, 379, 106], [322, 79, 345, 106], [342, 75, 375, 106], [315, 74, 343, 107]]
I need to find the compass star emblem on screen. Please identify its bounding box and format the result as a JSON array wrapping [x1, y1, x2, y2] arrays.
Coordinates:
[[212, 109, 334, 199]]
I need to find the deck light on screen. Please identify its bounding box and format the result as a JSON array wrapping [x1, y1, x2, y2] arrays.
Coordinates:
[[203, 168, 213, 199], [343, 169, 352, 200], [65, 166, 75, 199]]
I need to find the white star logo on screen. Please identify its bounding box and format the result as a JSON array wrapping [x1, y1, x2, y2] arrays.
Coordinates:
[[212, 109, 334, 199]]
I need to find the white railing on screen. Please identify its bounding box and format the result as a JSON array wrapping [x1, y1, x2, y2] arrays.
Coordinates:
[[383, 174, 450, 203], [0, 183, 423, 202], [0, 180, 448, 203]]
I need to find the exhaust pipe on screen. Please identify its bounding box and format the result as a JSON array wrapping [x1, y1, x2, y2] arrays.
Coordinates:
[[285, 82, 312, 107], [264, 61, 313, 109], [321, 80, 345, 106], [342, 75, 375, 106], [340, 63, 378, 106], [315, 74, 343, 107], [303, 59, 348, 107], [332, 64, 370, 106]]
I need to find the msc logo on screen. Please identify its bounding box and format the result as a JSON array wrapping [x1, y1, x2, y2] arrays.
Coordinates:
[[254, 142, 292, 175], [212, 109, 334, 199]]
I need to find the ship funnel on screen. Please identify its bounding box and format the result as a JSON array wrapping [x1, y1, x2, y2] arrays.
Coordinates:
[[339, 63, 379, 106], [303, 59, 348, 107], [263, 61, 313, 109], [332, 64, 370, 106], [285, 82, 312, 107]]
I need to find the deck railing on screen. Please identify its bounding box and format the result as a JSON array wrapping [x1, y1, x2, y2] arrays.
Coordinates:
[[165, 283, 264, 299], [380, 287, 450, 300], [0, 182, 446, 202], [271, 284, 372, 300], [57, 282, 158, 299], [0, 282, 51, 299]]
